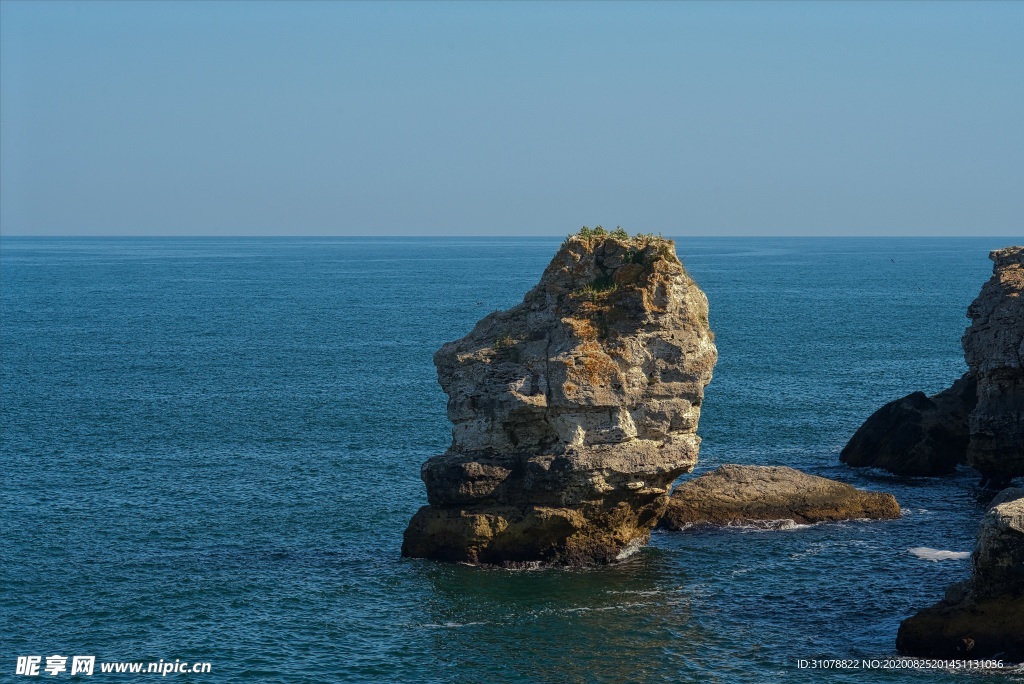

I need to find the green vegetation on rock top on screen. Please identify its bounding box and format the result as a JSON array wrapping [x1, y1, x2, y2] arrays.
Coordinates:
[[566, 225, 674, 251]]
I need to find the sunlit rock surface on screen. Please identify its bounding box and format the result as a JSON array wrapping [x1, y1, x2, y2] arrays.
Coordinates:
[[402, 232, 717, 565], [659, 465, 900, 529]]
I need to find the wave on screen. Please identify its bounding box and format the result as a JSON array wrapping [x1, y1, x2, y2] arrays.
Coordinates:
[[673, 518, 812, 532], [908, 547, 971, 561]]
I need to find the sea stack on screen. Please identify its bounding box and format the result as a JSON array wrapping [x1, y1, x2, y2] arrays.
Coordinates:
[[963, 246, 1024, 488], [402, 229, 717, 565]]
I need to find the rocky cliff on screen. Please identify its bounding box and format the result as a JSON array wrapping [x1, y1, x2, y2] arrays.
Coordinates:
[[839, 374, 976, 476], [963, 247, 1024, 488], [659, 465, 901, 529], [402, 230, 717, 565], [842, 246, 1023, 484], [897, 488, 1024, 661]]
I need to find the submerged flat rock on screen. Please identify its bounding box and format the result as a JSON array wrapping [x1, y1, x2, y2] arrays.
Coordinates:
[[658, 465, 901, 529], [402, 230, 717, 566], [897, 488, 1024, 661]]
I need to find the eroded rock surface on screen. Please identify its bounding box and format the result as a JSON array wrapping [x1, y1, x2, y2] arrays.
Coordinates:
[[839, 374, 976, 476], [897, 488, 1024, 661], [963, 247, 1024, 488], [658, 465, 900, 529], [402, 232, 717, 565]]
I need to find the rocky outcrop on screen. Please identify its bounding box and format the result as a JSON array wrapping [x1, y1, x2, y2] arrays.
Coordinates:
[[842, 246, 1022, 483], [839, 374, 976, 476], [963, 247, 1024, 488], [402, 231, 717, 565], [897, 488, 1024, 661], [658, 465, 901, 529]]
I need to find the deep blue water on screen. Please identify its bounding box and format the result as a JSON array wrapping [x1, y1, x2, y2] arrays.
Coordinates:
[[2, 236, 1022, 683]]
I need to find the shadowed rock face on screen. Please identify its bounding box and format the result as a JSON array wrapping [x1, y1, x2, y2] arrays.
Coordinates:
[[402, 234, 717, 566], [658, 465, 900, 529], [842, 246, 1022, 484], [897, 488, 1024, 661], [963, 247, 1024, 488], [839, 374, 976, 476]]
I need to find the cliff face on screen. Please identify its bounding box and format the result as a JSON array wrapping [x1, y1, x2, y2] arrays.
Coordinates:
[[402, 233, 717, 565], [963, 247, 1024, 487], [897, 488, 1024, 661], [842, 246, 1022, 484]]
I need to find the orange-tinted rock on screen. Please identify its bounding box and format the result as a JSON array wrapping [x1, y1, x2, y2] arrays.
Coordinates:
[[402, 232, 717, 565]]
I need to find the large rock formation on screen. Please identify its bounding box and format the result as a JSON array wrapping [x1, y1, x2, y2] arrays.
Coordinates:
[[842, 246, 1022, 483], [963, 247, 1024, 488], [402, 231, 717, 565], [897, 488, 1024, 661], [658, 465, 901, 529], [839, 374, 976, 476]]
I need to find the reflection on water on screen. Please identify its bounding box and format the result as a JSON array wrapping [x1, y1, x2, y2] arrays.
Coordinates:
[[414, 552, 701, 684]]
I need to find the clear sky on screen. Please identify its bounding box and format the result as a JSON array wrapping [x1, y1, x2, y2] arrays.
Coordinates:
[[1, 1, 1022, 237]]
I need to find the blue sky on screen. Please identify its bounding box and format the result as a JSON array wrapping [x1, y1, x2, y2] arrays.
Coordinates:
[[1, 1, 1022, 236]]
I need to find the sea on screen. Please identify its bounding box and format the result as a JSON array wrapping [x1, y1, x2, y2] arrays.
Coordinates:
[[2, 236, 1022, 683]]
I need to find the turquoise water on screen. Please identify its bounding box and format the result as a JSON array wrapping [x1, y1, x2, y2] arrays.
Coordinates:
[[2, 237, 1021, 682]]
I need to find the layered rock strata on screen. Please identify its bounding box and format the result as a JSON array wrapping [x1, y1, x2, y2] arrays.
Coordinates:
[[897, 488, 1024, 661], [658, 465, 901, 529], [842, 246, 1023, 484], [963, 247, 1024, 488], [402, 232, 717, 565], [839, 374, 976, 476]]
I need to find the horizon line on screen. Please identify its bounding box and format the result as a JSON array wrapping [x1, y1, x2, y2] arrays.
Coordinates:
[[2, 233, 1022, 240]]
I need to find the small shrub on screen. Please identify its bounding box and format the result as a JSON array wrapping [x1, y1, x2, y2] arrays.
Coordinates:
[[591, 274, 616, 292], [625, 248, 646, 265], [610, 226, 628, 240]]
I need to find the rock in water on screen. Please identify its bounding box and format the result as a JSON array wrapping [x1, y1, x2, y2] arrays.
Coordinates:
[[839, 373, 976, 476], [658, 465, 900, 529], [841, 245, 1022, 482], [963, 247, 1024, 488], [897, 488, 1024, 661], [402, 232, 717, 565]]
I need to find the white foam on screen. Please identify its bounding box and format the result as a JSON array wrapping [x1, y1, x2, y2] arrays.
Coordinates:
[[908, 547, 971, 561], [724, 519, 811, 532], [614, 538, 644, 561]]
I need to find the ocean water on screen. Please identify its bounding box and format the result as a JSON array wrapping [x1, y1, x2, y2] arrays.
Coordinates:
[[2, 236, 1022, 683]]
